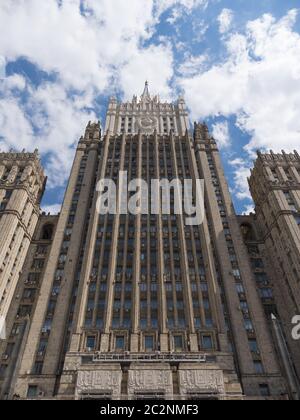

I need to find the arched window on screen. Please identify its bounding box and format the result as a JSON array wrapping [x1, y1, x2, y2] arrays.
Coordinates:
[[41, 224, 54, 240], [240, 223, 255, 242]]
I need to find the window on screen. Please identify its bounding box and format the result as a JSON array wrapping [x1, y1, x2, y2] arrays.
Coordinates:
[[115, 336, 125, 351], [251, 259, 264, 269], [202, 335, 213, 350], [260, 288, 273, 299], [0, 202, 7, 211], [271, 169, 279, 180], [249, 339, 259, 353], [140, 319, 147, 329], [254, 361, 264, 374], [42, 319, 52, 332], [201, 283, 208, 292], [11, 324, 21, 336], [236, 284, 245, 294], [41, 224, 54, 240], [174, 335, 184, 352], [38, 339, 48, 354], [37, 245, 47, 255], [5, 343, 15, 357], [240, 301, 249, 311], [4, 190, 12, 200], [294, 215, 300, 226], [233, 269, 241, 279], [86, 336, 96, 350], [58, 254, 67, 264], [205, 318, 213, 328], [33, 362, 43, 375], [259, 384, 270, 397], [22, 289, 36, 300], [18, 305, 31, 317], [27, 385, 38, 398], [203, 299, 210, 310], [32, 259, 44, 270], [284, 191, 298, 211], [0, 365, 7, 378], [255, 273, 269, 286], [244, 319, 254, 331], [145, 336, 155, 352]]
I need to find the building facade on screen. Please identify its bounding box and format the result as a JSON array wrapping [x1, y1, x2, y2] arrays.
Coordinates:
[[0, 85, 297, 400], [0, 150, 45, 339], [238, 151, 300, 399], [0, 214, 58, 399]]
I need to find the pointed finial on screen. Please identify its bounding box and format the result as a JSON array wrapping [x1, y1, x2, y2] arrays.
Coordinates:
[[141, 81, 151, 100]]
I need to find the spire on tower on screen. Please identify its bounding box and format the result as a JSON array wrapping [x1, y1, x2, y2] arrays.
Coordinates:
[[141, 81, 151, 101]]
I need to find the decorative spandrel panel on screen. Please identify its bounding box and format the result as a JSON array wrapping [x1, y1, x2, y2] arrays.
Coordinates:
[[179, 369, 225, 396], [128, 368, 173, 396], [76, 370, 122, 397]]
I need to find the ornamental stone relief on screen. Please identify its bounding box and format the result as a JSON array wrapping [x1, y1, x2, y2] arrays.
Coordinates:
[[76, 370, 122, 396], [21, 165, 33, 182], [179, 369, 225, 395], [128, 369, 173, 395], [135, 115, 158, 134], [7, 165, 19, 184]]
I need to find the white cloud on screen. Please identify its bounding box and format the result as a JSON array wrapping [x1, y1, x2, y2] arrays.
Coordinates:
[[180, 9, 300, 205], [228, 158, 252, 211], [178, 54, 207, 76], [181, 9, 300, 153], [119, 43, 174, 101], [232, 164, 252, 201], [157, 0, 208, 16], [27, 82, 97, 188], [218, 8, 234, 34], [243, 204, 255, 215], [212, 121, 230, 148], [0, 0, 205, 92], [0, 76, 96, 187], [0, 0, 206, 196], [0, 98, 34, 152]]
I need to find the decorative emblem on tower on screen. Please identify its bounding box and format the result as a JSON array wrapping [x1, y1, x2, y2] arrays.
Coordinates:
[[136, 115, 158, 133]]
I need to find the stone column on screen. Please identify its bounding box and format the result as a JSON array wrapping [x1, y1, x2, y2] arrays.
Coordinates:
[[159, 116, 164, 135], [131, 132, 142, 351], [0, 165, 5, 179], [7, 165, 19, 184], [69, 134, 111, 353], [169, 131, 195, 335], [125, 116, 129, 134], [0, 165, 6, 201], [154, 133, 168, 349], [101, 133, 127, 351]]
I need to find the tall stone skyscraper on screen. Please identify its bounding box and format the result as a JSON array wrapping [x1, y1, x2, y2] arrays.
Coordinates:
[[245, 151, 300, 399], [0, 151, 45, 337], [0, 85, 292, 400]]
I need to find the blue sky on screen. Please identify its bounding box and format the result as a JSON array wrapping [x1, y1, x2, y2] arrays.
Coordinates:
[[0, 0, 300, 214]]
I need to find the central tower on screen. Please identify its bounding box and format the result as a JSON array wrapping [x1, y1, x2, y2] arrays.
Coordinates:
[[104, 82, 190, 136], [7, 85, 287, 400]]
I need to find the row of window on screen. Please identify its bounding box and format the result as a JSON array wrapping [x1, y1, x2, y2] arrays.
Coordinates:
[[85, 333, 214, 353], [271, 167, 300, 184], [207, 153, 264, 374], [34, 157, 88, 366]]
